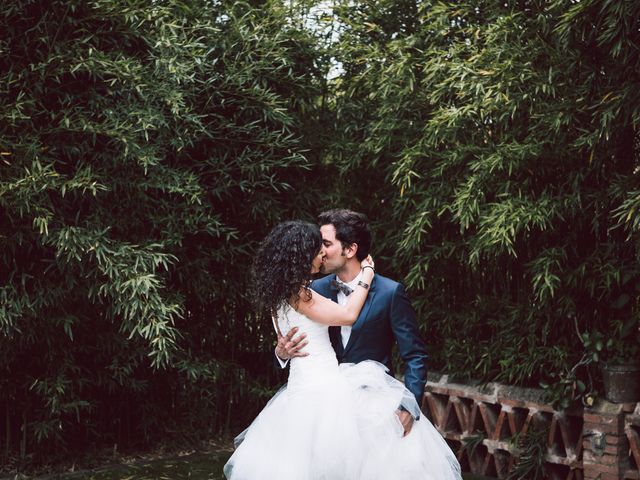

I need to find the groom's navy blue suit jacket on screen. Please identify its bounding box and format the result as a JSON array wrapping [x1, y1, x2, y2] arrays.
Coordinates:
[[310, 273, 429, 405]]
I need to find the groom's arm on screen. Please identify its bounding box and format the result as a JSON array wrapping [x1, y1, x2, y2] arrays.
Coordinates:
[[390, 283, 429, 408]]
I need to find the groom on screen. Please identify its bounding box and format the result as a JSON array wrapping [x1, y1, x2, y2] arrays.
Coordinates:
[[276, 209, 429, 435]]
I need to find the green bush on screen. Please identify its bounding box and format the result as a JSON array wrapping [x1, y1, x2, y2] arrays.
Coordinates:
[[0, 0, 322, 464], [328, 0, 640, 406], [3, 0, 640, 467]]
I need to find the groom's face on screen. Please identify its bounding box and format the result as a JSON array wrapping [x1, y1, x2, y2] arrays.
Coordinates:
[[319, 224, 348, 274]]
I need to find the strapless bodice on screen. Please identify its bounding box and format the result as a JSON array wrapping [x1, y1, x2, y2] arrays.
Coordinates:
[[276, 304, 340, 391]]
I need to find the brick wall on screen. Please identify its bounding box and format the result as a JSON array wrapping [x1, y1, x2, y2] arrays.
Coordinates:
[[422, 374, 639, 479]]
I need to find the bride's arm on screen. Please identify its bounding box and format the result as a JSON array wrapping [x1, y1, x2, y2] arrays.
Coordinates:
[[294, 257, 375, 326]]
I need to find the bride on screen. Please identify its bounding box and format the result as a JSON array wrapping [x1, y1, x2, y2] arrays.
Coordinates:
[[224, 220, 461, 480]]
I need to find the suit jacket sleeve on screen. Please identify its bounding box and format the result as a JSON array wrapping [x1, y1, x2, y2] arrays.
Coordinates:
[[273, 349, 289, 371], [390, 283, 429, 406]]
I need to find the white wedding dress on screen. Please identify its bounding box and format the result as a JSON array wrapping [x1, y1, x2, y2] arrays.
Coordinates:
[[223, 305, 462, 480]]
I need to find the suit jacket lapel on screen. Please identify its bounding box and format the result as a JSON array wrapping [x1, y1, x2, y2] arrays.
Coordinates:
[[326, 274, 343, 357], [328, 274, 338, 303], [342, 278, 377, 356], [329, 325, 343, 357]]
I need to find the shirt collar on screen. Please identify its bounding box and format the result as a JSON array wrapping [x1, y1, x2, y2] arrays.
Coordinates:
[[338, 270, 363, 289]]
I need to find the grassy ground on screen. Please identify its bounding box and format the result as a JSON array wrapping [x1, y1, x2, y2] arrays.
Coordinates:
[[50, 452, 229, 480], [40, 452, 489, 480]]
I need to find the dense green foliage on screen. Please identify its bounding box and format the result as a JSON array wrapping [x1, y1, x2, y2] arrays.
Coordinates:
[[2, 0, 640, 468], [0, 0, 323, 466], [329, 0, 640, 406]]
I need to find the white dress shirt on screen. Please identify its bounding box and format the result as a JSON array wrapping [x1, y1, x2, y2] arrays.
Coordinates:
[[336, 271, 364, 348]]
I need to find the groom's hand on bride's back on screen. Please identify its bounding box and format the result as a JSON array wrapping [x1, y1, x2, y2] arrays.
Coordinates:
[[276, 327, 309, 361], [396, 410, 415, 437]]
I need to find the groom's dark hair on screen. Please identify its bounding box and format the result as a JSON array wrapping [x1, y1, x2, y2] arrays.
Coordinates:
[[318, 209, 371, 261]]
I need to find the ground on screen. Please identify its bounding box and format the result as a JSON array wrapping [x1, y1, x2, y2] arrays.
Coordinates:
[[33, 452, 488, 480]]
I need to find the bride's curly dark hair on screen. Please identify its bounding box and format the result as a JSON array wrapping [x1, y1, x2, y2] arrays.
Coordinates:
[[252, 220, 322, 315]]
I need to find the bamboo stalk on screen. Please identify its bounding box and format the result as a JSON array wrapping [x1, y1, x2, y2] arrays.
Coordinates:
[[4, 402, 9, 458], [20, 410, 26, 460]]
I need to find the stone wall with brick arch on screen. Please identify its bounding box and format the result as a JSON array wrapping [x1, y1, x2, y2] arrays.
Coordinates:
[[422, 374, 639, 480]]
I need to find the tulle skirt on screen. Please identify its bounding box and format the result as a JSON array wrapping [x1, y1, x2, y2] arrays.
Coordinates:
[[223, 361, 461, 480]]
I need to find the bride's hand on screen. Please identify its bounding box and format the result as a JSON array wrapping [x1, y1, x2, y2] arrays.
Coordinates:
[[360, 255, 374, 271]]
